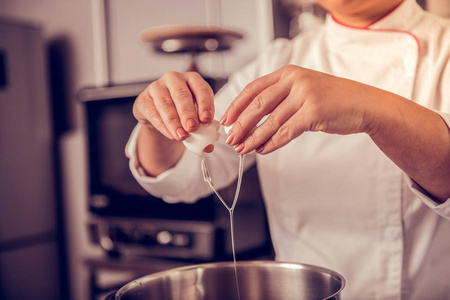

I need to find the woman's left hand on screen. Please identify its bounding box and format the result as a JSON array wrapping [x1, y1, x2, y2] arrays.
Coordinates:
[[220, 64, 380, 154]]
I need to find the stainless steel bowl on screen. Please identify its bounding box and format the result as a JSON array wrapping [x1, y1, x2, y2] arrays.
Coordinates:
[[110, 260, 345, 300]]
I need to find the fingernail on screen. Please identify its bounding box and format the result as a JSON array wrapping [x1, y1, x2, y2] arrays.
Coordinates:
[[176, 128, 187, 139], [234, 143, 244, 153], [186, 118, 197, 130], [225, 132, 234, 145], [203, 144, 214, 153], [219, 115, 227, 125], [201, 110, 213, 121]]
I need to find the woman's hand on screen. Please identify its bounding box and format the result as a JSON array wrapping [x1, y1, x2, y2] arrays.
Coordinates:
[[220, 65, 377, 154], [220, 64, 450, 201], [133, 71, 215, 141], [132, 71, 215, 177]]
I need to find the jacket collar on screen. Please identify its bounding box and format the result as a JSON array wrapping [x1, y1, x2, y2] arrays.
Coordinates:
[[324, 0, 423, 53], [326, 0, 424, 33]]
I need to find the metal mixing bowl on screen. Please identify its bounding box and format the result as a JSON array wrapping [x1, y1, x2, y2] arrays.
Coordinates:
[[108, 260, 345, 300]]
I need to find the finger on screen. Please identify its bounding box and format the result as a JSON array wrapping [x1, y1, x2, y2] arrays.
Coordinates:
[[221, 70, 281, 127], [149, 80, 188, 140], [225, 80, 289, 146], [233, 93, 299, 154], [256, 108, 308, 154], [133, 91, 174, 140], [186, 72, 215, 124], [163, 72, 199, 133]]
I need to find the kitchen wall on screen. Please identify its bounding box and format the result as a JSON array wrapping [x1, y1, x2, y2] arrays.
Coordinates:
[[0, 0, 274, 299]]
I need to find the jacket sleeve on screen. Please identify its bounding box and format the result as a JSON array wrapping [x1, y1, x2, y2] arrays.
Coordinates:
[[125, 123, 257, 204]]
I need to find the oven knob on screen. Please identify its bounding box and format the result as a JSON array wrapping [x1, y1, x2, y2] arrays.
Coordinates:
[[90, 194, 110, 208], [172, 233, 190, 247], [156, 231, 172, 245]]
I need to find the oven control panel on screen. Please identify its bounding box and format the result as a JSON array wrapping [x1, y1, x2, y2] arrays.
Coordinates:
[[89, 217, 222, 260]]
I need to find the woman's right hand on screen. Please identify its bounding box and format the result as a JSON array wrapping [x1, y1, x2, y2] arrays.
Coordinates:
[[133, 71, 216, 141]]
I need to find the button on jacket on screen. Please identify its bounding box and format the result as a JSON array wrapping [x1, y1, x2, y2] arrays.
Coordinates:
[[126, 1, 450, 299]]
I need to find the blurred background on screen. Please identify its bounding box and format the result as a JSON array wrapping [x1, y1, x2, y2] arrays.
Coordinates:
[[0, 0, 448, 299]]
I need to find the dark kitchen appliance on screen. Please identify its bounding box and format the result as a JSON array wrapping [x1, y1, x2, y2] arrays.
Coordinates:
[[0, 18, 67, 300], [80, 82, 272, 262]]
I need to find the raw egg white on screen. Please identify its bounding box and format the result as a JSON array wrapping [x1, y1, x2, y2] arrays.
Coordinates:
[[182, 120, 221, 156]]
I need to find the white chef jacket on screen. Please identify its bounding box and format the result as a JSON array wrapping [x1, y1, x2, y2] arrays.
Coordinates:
[[126, 1, 450, 299]]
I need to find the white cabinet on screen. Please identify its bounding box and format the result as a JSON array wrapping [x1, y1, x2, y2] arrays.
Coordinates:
[[104, 0, 274, 84]]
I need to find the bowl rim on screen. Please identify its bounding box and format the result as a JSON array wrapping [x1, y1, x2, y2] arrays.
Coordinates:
[[115, 260, 346, 299]]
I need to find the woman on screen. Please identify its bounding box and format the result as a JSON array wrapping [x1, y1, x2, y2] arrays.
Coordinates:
[[126, 0, 450, 298]]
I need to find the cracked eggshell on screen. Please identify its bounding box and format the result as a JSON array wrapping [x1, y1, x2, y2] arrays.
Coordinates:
[[182, 120, 221, 156]]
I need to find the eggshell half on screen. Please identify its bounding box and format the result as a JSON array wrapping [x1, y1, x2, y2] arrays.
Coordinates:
[[182, 120, 221, 156]]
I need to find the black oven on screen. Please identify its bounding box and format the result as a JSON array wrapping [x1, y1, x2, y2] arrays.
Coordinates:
[[79, 82, 272, 262]]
